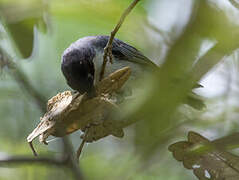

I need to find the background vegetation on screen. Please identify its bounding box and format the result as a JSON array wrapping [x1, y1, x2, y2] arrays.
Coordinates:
[[1, 0, 239, 179]]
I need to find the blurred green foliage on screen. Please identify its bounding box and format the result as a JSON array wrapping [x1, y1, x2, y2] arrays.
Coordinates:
[[1, 0, 239, 179], [0, 0, 47, 58]]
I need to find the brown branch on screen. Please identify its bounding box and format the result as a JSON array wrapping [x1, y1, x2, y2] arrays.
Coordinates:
[[99, 0, 141, 81]]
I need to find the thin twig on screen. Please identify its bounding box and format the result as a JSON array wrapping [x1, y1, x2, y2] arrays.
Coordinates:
[[99, 0, 141, 81], [0, 156, 68, 167], [76, 128, 89, 161], [29, 142, 38, 157], [0, 138, 84, 180], [62, 137, 84, 180], [0, 48, 47, 113]]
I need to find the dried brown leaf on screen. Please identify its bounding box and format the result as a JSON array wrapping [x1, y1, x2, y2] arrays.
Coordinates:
[[169, 132, 239, 180], [27, 67, 131, 146]]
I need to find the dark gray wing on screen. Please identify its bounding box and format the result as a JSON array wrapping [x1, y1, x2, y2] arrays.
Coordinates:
[[93, 36, 157, 69], [112, 38, 158, 69]]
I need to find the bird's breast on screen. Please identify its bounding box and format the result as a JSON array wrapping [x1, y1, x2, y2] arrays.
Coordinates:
[[92, 52, 143, 85]]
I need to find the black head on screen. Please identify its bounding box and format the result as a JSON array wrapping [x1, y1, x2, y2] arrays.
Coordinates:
[[61, 48, 95, 94]]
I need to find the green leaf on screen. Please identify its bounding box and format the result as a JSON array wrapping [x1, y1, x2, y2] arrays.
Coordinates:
[[0, 0, 48, 58]]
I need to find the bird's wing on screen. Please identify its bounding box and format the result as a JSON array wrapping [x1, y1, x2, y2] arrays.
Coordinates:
[[112, 38, 158, 69]]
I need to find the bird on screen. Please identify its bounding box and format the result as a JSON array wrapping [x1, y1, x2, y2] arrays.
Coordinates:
[[61, 36, 156, 94], [61, 35, 205, 109]]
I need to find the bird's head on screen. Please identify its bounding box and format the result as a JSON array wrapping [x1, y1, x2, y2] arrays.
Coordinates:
[[61, 48, 95, 94]]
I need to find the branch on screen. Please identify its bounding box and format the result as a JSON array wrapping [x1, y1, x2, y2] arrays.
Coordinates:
[[0, 138, 84, 180], [76, 128, 89, 161], [0, 151, 84, 180], [99, 0, 141, 81], [0, 48, 47, 113], [0, 49, 84, 179], [0, 156, 68, 167], [62, 137, 85, 180]]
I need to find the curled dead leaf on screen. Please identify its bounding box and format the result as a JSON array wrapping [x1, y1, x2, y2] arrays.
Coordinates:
[[169, 131, 239, 180], [27, 67, 131, 155]]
